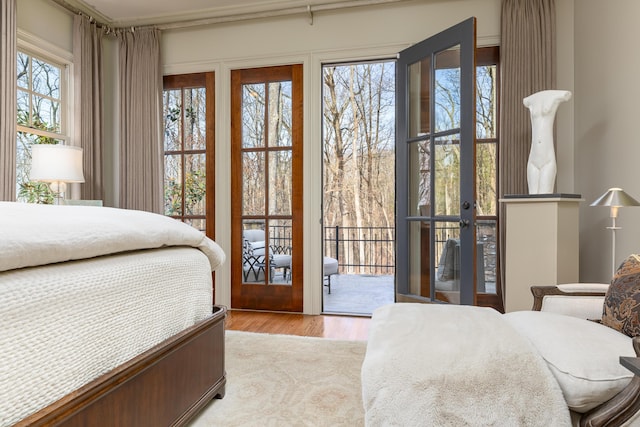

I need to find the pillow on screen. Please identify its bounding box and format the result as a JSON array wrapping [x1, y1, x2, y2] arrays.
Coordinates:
[[503, 310, 634, 413], [602, 254, 640, 337]]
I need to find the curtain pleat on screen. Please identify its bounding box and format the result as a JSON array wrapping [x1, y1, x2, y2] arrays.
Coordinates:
[[118, 28, 163, 213], [499, 0, 556, 297], [74, 15, 104, 201], [0, 0, 17, 201]]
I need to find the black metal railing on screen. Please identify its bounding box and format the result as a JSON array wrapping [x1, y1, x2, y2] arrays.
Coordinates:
[[324, 226, 395, 275]]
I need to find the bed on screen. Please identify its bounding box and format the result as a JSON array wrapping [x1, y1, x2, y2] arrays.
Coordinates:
[[0, 202, 227, 427]]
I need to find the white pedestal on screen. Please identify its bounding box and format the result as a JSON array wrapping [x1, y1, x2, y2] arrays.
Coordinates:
[[500, 195, 583, 313]]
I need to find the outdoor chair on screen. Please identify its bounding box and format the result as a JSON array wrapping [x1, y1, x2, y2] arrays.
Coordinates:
[[242, 229, 292, 283]]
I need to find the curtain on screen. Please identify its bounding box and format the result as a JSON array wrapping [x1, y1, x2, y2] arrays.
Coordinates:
[[499, 0, 556, 296], [118, 28, 163, 213], [0, 0, 17, 201], [74, 14, 104, 201]]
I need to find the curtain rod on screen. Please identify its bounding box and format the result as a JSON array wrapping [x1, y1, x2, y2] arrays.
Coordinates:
[[157, 0, 412, 30], [49, 0, 412, 31]]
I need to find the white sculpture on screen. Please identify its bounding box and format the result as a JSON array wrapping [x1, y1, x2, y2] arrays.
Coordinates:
[[523, 89, 572, 194]]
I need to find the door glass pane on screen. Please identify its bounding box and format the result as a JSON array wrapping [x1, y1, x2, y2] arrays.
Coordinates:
[[434, 134, 460, 217], [242, 151, 265, 216], [185, 218, 205, 232], [268, 81, 292, 147], [184, 87, 206, 150], [407, 219, 431, 298], [269, 150, 292, 215], [164, 154, 182, 216], [408, 57, 431, 138], [477, 65, 497, 139], [242, 220, 266, 284], [476, 142, 497, 216], [408, 141, 431, 217], [242, 83, 265, 148], [477, 219, 497, 294], [434, 220, 461, 303], [163, 89, 181, 151], [185, 153, 206, 215], [434, 46, 461, 133], [269, 219, 292, 284]]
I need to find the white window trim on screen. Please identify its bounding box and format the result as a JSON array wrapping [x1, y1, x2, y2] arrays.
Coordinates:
[[17, 29, 74, 144]]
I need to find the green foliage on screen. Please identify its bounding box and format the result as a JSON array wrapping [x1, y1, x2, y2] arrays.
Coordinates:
[[164, 170, 206, 216], [18, 181, 54, 204]]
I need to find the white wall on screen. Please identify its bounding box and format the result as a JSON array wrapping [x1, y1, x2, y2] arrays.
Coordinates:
[[161, 0, 501, 312], [17, 0, 72, 51], [574, 0, 640, 283]]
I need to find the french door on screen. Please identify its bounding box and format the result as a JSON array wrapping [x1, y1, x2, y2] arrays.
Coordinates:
[[230, 65, 303, 312], [396, 18, 478, 305]]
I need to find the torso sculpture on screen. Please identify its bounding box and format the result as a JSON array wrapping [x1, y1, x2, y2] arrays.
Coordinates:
[[523, 90, 572, 194]]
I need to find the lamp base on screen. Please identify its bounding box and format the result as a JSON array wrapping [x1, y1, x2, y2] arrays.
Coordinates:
[[48, 181, 67, 205]]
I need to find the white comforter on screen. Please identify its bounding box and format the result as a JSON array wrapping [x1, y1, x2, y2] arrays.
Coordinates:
[[0, 202, 225, 272]]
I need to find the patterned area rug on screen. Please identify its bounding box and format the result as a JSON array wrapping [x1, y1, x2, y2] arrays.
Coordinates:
[[188, 330, 367, 427]]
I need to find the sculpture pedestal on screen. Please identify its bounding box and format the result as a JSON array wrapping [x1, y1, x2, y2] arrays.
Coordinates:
[[500, 194, 583, 312]]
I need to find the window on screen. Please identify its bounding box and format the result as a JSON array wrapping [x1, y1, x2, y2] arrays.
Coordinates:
[[16, 50, 68, 203]]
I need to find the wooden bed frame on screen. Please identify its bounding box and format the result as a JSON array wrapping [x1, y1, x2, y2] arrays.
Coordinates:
[[532, 286, 640, 427], [16, 305, 227, 427]]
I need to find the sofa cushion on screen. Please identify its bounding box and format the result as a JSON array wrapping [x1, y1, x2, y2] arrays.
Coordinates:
[[503, 310, 634, 413], [602, 254, 640, 337]]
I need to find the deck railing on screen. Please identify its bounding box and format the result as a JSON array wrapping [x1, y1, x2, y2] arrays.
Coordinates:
[[324, 226, 395, 275]]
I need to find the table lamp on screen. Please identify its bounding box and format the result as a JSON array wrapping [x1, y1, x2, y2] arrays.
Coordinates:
[[30, 144, 85, 203], [591, 187, 640, 277]]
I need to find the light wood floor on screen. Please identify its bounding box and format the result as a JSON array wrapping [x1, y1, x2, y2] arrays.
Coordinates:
[[225, 309, 371, 341]]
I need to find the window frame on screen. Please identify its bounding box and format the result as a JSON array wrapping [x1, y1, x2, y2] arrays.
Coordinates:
[[15, 40, 73, 201]]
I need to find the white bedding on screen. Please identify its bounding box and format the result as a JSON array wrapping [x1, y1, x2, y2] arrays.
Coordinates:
[[0, 202, 227, 426], [0, 247, 214, 426], [362, 304, 572, 426], [0, 202, 225, 272]]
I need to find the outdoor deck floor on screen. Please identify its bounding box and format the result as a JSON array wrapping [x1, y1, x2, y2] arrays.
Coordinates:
[[322, 274, 395, 315]]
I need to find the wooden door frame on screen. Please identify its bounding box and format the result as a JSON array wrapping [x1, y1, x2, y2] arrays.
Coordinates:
[[230, 64, 304, 312], [163, 72, 216, 301]]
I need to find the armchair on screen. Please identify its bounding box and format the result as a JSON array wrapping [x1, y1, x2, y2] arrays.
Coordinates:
[[504, 283, 640, 427]]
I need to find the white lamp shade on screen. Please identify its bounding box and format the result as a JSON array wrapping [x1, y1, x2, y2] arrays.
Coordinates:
[[30, 144, 85, 183]]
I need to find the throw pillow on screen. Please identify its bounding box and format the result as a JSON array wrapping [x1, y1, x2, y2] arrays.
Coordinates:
[[602, 254, 640, 337]]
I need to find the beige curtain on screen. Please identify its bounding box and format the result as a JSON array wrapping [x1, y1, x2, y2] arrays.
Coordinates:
[[74, 15, 104, 201], [0, 0, 17, 201], [118, 28, 163, 213], [499, 0, 556, 296]]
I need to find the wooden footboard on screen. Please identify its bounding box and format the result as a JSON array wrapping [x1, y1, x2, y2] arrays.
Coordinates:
[[17, 305, 227, 427]]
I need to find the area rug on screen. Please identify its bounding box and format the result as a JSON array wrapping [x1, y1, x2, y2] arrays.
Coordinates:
[[188, 330, 367, 427]]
